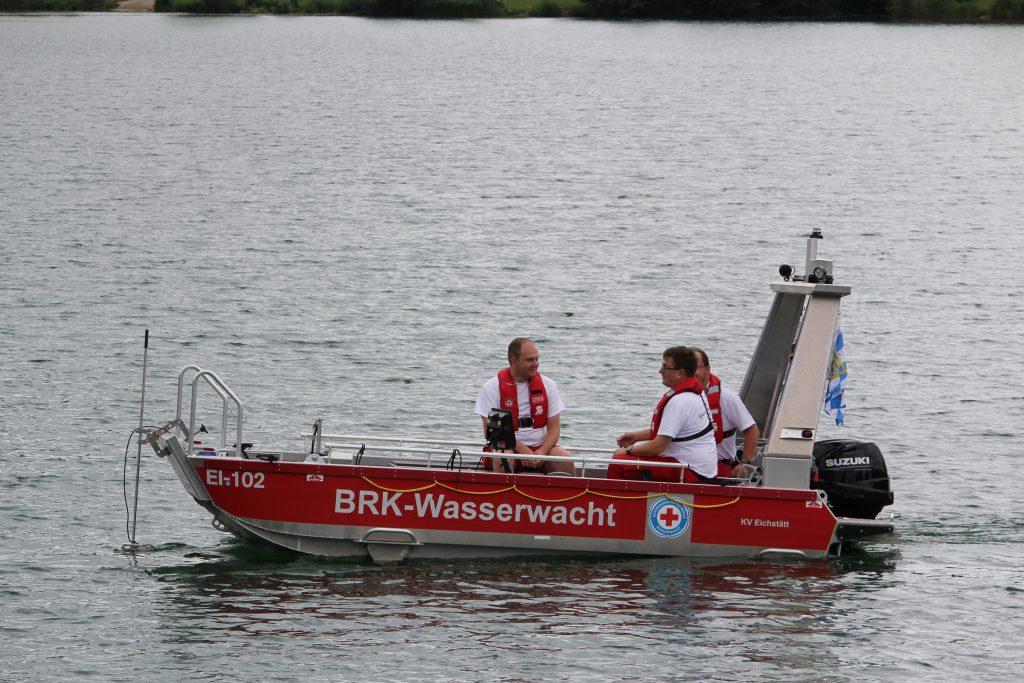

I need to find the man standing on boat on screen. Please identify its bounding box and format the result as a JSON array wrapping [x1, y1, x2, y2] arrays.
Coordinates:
[[608, 346, 718, 483], [692, 347, 760, 477], [474, 338, 574, 475]]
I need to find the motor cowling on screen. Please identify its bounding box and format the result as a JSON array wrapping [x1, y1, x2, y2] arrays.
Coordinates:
[[811, 439, 894, 520]]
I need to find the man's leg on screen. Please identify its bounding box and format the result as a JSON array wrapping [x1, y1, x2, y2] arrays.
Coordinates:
[[542, 445, 575, 475], [607, 452, 648, 480]]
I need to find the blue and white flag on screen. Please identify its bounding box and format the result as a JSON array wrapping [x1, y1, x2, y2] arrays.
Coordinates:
[[824, 324, 847, 426]]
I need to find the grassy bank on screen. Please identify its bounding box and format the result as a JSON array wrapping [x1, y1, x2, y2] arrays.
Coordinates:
[[0, 0, 115, 8], [575, 0, 1022, 18], [148, 0, 1022, 19], [149, 0, 1024, 19], [3, 0, 1020, 21], [889, 0, 1023, 19], [152, 0, 507, 15]]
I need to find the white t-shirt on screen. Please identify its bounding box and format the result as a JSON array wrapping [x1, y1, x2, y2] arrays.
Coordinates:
[[716, 386, 756, 463], [656, 391, 718, 479], [474, 373, 565, 448]]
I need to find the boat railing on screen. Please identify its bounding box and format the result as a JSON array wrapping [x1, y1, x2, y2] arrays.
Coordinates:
[[175, 366, 245, 458], [299, 432, 756, 484], [306, 431, 622, 472], [305, 431, 618, 456]]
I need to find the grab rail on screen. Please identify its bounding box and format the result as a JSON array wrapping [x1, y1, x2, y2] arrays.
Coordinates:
[[175, 365, 204, 424], [305, 431, 620, 456], [175, 366, 245, 458], [315, 439, 699, 477]]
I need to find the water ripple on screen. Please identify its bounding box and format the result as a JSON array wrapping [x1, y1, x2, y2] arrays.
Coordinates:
[[3, 15, 1024, 682]]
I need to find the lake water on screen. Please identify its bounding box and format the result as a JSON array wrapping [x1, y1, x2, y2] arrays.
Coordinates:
[[2, 14, 1023, 681]]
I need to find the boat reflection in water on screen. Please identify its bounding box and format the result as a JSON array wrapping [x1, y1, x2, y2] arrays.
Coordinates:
[[149, 542, 898, 674]]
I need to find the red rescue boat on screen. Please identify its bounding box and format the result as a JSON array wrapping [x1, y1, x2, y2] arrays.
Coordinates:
[[138, 231, 894, 562]]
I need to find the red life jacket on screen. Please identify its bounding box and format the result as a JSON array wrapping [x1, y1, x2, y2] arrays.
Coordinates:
[[650, 376, 705, 438], [705, 374, 737, 446], [497, 368, 548, 430]]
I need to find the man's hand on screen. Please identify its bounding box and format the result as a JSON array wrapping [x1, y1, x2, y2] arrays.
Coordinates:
[[616, 432, 639, 448]]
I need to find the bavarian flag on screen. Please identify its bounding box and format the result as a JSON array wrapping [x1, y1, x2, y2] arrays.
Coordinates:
[[824, 324, 847, 426]]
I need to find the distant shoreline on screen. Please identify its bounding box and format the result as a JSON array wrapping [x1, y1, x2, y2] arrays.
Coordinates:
[[3, 0, 1022, 21]]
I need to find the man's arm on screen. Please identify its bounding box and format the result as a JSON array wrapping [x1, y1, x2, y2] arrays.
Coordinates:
[[739, 423, 760, 463], [722, 390, 759, 464], [616, 429, 651, 448], [613, 434, 671, 459], [730, 424, 761, 477]]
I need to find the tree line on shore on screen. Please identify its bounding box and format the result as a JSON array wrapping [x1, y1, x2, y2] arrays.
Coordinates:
[[2, 0, 1021, 23]]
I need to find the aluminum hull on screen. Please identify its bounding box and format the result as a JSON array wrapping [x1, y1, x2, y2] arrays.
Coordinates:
[[160, 433, 840, 562]]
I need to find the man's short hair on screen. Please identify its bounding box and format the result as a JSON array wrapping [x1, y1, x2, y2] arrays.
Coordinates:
[[508, 337, 533, 363], [663, 346, 698, 378], [692, 347, 711, 369]]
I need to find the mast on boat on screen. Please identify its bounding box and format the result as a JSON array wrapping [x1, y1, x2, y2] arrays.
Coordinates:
[[740, 229, 850, 490]]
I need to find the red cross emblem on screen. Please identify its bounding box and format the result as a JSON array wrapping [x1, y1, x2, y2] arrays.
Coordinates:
[[659, 507, 681, 528], [649, 500, 689, 538]]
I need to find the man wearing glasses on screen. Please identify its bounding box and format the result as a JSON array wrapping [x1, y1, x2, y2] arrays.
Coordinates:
[[692, 347, 760, 477], [474, 337, 574, 475], [608, 346, 718, 483]]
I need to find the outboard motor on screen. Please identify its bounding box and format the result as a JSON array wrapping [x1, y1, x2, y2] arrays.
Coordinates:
[[811, 440, 894, 520]]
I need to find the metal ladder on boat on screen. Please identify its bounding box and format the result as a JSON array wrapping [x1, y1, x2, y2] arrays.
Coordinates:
[[175, 365, 246, 458]]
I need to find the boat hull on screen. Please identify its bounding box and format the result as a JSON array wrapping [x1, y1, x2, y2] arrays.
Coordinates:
[[169, 441, 839, 562]]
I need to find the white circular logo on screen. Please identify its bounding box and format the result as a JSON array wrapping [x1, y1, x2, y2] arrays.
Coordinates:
[[649, 499, 690, 538]]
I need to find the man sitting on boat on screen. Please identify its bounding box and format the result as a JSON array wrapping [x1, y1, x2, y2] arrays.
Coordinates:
[[474, 337, 575, 475], [608, 346, 718, 483], [692, 347, 760, 477]]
